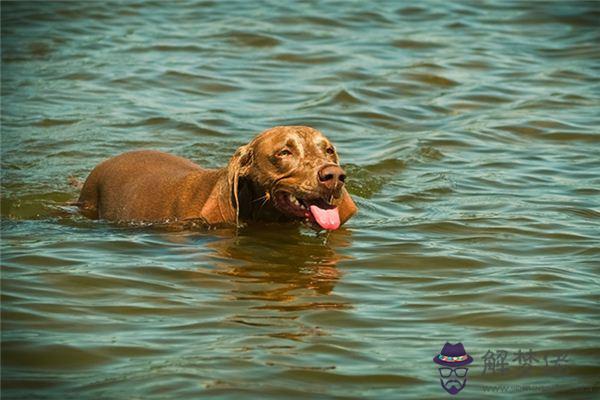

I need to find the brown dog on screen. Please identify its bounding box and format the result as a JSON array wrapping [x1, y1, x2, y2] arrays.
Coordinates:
[[77, 126, 357, 230]]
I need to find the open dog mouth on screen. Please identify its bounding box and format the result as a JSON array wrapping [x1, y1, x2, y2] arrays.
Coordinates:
[[274, 191, 340, 230]]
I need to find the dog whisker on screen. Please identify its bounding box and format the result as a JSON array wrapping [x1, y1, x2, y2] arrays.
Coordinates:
[[252, 192, 270, 203]]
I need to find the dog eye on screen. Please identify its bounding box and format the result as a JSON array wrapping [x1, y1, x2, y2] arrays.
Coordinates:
[[326, 147, 335, 155], [278, 149, 292, 157]]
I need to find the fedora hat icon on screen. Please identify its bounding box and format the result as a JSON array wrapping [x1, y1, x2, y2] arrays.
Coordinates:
[[433, 342, 473, 367]]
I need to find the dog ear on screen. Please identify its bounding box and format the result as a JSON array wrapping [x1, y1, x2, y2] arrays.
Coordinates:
[[198, 144, 255, 227], [228, 144, 253, 176], [338, 187, 357, 226], [227, 144, 254, 225]]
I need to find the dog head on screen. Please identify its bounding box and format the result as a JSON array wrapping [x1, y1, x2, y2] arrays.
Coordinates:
[[228, 126, 357, 230]]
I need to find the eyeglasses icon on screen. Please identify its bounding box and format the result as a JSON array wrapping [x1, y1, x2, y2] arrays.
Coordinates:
[[439, 367, 468, 378]]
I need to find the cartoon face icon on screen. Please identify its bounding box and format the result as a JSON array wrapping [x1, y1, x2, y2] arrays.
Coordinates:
[[433, 342, 474, 395], [438, 366, 469, 395]]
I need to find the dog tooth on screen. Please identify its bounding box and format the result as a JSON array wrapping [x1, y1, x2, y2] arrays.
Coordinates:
[[288, 194, 302, 207]]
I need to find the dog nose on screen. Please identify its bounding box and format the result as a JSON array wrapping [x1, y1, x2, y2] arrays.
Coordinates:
[[318, 164, 346, 189]]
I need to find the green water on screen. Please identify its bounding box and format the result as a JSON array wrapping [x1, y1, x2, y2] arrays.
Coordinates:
[[1, 1, 599, 399]]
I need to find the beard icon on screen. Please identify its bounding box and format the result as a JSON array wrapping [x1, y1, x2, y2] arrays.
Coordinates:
[[439, 367, 468, 395]]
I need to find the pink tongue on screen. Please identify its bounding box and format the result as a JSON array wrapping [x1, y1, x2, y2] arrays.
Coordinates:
[[309, 205, 341, 230]]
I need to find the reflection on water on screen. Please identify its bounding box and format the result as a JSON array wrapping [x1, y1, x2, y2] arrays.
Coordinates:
[[209, 225, 349, 343], [212, 225, 347, 302], [2, 0, 600, 398]]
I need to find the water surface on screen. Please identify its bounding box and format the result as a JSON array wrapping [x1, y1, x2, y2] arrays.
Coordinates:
[[2, 1, 599, 399]]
